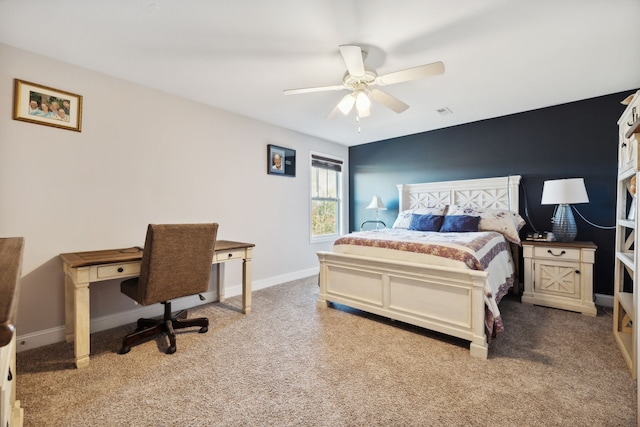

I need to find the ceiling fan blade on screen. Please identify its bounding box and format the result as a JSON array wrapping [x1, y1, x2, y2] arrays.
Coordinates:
[[283, 84, 346, 95], [370, 89, 409, 113], [339, 45, 365, 77], [326, 103, 342, 119], [375, 61, 445, 86]]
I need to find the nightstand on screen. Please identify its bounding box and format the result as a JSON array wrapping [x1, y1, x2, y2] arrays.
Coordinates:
[[521, 240, 597, 316]]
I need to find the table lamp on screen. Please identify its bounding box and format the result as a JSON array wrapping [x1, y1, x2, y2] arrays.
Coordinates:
[[366, 196, 387, 222], [540, 178, 589, 242]]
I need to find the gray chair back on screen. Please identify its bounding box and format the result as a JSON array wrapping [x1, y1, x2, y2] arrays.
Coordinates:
[[135, 223, 218, 305]]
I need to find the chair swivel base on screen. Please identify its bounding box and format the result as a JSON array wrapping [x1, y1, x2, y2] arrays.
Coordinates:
[[119, 301, 209, 355]]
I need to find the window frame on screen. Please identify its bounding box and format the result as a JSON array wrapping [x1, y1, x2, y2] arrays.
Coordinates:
[[310, 152, 344, 243]]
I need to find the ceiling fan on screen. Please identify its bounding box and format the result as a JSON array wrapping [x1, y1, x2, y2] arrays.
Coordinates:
[[283, 45, 445, 120]]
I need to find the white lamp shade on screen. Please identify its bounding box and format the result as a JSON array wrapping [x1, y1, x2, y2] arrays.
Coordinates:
[[355, 91, 371, 113], [338, 93, 356, 115], [541, 178, 589, 205], [357, 105, 371, 118], [366, 196, 387, 210]]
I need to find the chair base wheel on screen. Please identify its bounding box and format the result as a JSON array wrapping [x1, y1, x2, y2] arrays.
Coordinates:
[[119, 302, 209, 355]]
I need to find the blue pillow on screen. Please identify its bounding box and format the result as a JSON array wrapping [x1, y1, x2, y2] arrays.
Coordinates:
[[408, 214, 444, 231], [440, 215, 481, 232]]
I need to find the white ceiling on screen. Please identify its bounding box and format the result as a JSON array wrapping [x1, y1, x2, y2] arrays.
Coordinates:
[[1, 0, 639, 146]]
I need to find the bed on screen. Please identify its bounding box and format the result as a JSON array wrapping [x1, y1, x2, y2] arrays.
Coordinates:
[[316, 175, 523, 359]]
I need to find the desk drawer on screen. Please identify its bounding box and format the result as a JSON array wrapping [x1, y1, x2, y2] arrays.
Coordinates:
[[97, 262, 140, 279], [533, 246, 581, 261], [215, 250, 244, 263]]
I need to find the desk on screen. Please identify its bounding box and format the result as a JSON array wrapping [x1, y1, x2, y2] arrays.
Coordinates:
[[60, 240, 254, 369]]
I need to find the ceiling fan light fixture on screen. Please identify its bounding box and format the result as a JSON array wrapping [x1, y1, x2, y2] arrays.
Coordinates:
[[357, 106, 371, 118], [355, 90, 371, 114], [284, 44, 445, 122], [337, 93, 356, 115]]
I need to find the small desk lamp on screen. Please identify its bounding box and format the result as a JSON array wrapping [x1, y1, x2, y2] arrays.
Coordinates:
[[541, 178, 589, 242], [361, 196, 387, 230], [366, 196, 387, 221]]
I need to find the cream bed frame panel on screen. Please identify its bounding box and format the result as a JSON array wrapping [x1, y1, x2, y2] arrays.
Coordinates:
[[398, 175, 520, 211], [317, 175, 521, 359]]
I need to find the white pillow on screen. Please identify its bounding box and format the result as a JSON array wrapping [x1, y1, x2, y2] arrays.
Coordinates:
[[392, 207, 446, 229], [445, 205, 525, 244]]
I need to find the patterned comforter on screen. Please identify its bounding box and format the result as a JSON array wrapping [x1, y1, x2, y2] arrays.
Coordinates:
[[333, 229, 515, 337]]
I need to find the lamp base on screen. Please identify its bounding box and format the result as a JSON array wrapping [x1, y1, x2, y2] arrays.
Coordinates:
[[551, 204, 577, 242]]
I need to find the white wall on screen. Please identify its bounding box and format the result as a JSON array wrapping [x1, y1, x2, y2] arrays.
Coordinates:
[[0, 43, 348, 350]]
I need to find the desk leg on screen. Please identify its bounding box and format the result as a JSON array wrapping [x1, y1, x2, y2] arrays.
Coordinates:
[[64, 275, 75, 343], [73, 280, 91, 369], [216, 264, 225, 302], [242, 249, 252, 314]]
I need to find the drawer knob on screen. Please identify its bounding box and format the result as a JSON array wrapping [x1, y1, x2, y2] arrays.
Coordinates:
[[228, 253, 233, 258], [547, 250, 566, 257], [8, 367, 12, 381], [117, 267, 124, 273]]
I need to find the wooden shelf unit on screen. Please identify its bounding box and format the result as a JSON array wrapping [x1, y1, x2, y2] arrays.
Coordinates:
[[614, 89, 640, 379], [625, 117, 640, 139]]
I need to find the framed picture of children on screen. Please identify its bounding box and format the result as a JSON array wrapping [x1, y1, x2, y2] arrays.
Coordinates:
[[13, 79, 83, 132], [267, 144, 295, 177]]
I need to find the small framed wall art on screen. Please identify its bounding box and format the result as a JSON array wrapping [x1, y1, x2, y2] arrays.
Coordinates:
[[13, 79, 83, 132], [267, 144, 296, 177]]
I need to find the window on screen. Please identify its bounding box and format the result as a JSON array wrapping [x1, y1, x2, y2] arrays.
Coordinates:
[[311, 154, 343, 241]]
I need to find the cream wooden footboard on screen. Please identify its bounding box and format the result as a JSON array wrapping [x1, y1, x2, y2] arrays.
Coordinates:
[[317, 251, 490, 359]]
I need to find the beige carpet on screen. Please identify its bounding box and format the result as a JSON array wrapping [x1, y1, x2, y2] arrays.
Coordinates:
[[16, 276, 636, 426]]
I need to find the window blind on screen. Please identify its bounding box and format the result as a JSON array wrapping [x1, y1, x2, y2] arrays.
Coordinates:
[[311, 154, 343, 172]]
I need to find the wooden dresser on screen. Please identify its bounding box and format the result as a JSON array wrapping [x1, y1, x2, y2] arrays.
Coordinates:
[[0, 238, 25, 427]]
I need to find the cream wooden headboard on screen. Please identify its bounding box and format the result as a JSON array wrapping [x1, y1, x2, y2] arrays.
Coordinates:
[[397, 175, 522, 212]]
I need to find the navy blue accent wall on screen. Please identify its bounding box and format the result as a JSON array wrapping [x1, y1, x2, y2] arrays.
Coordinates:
[[349, 90, 636, 296]]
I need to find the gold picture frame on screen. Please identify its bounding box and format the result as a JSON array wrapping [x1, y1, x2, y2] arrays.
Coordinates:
[[13, 79, 83, 132]]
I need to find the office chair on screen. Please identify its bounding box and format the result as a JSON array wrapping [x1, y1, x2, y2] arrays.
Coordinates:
[[119, 223, 218, 355]]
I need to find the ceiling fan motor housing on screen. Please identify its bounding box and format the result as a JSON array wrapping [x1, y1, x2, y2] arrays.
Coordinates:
[[343, 70, 377, 89]]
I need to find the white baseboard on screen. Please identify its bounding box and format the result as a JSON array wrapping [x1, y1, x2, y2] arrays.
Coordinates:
[[594, 293, 614, 308], [16, 267, 319, 353]]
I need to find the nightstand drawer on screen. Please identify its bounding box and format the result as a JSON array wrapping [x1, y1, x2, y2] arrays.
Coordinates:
[[96, 262, 140, 279], [533, 246, 581, 261]]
